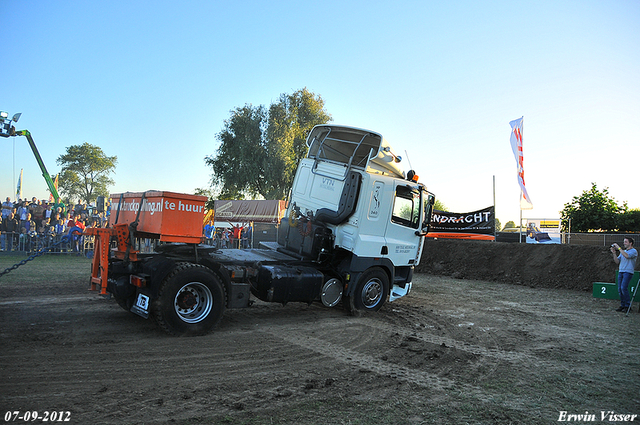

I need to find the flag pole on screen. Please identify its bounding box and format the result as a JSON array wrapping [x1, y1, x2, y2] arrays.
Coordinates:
[[519, 198, 523, 243], [493, 175, 496, 239], [13, 138, 16, 202]]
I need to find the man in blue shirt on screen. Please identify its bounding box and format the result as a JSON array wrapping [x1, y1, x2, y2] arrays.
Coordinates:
[[611, 237, 638, 312], [2, 197, 14, 219], [203, 220, 215, 246]]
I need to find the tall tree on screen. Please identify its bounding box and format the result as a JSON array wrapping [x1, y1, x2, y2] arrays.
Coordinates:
[[264, 88, 332, 196], [56, 142, 117, 204], [206, 88, 332, 200], [205, 105, 267, 199], [560, 183, 626, 232]]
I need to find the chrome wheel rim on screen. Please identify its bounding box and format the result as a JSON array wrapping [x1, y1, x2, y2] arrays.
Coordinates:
[[361, 278, 383, 308], [174, 282, 213, 323]]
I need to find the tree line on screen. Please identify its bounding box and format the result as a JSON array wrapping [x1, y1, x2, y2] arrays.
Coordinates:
[[560, 183, 639, 232], [495, 183, 638, 233]]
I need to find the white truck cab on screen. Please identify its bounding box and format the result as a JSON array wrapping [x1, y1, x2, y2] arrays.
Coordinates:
[[278, 125, 435, 310]]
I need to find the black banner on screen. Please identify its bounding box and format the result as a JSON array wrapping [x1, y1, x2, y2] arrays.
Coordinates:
[[430, 206, 495, 235]]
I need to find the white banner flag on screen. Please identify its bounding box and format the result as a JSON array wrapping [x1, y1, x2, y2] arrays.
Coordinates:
[[16, 168, 23, 201], [509, 117, 533, 209]]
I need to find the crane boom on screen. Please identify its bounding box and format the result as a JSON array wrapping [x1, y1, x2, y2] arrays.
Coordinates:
[[15, 129, 60, 201], [1, 112, 60, 201]]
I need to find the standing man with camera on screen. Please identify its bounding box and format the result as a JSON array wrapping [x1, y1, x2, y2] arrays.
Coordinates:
[[611, 237, 638, 312]]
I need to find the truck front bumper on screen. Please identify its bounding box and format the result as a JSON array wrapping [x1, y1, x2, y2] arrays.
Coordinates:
[[389, 282, 412, 302]]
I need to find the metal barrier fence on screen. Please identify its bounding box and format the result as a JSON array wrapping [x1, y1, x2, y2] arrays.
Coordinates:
[[498, 232, 640, 246], [563, 233, 640, 246], [0, 233, 261, 257], [0, 231, 95, 256]]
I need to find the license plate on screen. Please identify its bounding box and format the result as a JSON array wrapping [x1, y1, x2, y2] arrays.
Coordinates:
[[136, 293, 150, 311], [131, 293, 150, 318]]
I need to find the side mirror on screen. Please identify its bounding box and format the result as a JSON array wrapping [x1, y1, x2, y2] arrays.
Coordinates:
[[421, 192, 436, 233]]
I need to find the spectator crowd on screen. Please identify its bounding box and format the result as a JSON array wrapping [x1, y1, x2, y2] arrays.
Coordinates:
[[1, 196, 109, 253], [3, 195, 258, 254], [203, 220, 253, 249]]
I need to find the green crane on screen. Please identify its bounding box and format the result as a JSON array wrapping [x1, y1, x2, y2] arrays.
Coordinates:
[[0, 112, 60, 201]]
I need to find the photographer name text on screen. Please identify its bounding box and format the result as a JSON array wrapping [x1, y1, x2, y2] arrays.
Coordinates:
[[558, 411, 637, 422]]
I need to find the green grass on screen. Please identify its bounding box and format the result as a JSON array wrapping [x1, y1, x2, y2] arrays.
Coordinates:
[[0, 253, 92, 284]]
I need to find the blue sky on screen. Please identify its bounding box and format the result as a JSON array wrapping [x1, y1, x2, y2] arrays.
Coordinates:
[[1, 0, 639, 225]]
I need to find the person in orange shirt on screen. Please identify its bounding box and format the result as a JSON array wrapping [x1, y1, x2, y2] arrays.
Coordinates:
[[231, 224, 242, 249]]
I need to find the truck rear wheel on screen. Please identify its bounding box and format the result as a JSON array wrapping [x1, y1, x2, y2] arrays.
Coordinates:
[[152, 263, 225, 336], [351, 267, 389, 312]]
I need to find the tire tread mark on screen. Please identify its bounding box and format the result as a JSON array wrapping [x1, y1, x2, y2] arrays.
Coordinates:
[[261, 327, 455, 391]]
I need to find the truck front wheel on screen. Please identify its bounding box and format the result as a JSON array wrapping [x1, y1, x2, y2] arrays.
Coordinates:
[[152, 263, 225, 336], [351, 267, 389, 312]]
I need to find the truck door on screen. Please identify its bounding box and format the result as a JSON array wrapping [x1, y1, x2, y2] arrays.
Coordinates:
[[385, 183, 422, 266]]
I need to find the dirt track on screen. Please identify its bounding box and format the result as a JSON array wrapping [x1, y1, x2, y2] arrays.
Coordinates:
[[0, 256, 638, 425]]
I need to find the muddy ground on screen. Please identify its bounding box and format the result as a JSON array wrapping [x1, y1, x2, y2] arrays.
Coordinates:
[[0, 241, 638, 424]]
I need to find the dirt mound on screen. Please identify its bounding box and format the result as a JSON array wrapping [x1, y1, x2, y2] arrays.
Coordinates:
[[416, 239, 616, 291]]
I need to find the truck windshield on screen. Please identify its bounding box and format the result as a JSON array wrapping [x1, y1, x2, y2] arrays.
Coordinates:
[[391, 186, 420, 229]]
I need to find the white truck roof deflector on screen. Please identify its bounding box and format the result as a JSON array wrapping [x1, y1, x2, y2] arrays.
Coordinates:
[[306, 125, 405, 179]]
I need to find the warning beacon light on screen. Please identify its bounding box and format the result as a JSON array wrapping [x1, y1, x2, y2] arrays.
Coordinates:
[[406, 170, 420, 182]]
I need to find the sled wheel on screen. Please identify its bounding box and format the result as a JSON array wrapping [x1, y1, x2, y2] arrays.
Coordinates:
[[153, 263, 225, 336], [353, 267, 389, 312]]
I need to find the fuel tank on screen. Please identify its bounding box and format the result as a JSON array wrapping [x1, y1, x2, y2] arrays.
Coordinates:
[[252, 264, 324, 304]]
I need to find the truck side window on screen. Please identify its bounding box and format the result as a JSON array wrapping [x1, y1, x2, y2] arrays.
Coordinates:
[[391, 186, 420, 229]]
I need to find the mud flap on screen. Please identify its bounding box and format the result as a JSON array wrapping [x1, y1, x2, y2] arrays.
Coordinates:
[[345, 295, 362, 317]]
